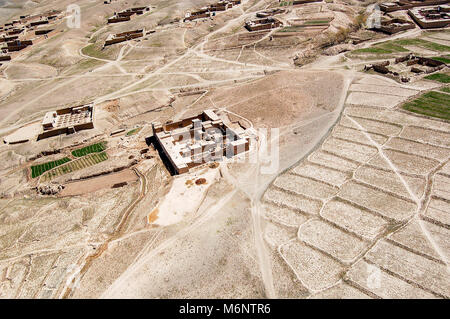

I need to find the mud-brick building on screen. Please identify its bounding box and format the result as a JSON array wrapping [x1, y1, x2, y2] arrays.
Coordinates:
[[380, 0, 449, 13], [408, 5, 450, 28], [152, 110, 249, 175], [0, 54, 11, 61], [104, 29, 147, 46], [256, 8, 286, 18], [184, 1, 241, 22], [184, 9, 212, 21], [373, 18, 416, 34], [38, 104, 95, 140], [245, 17, 283, 31], [2, 40, 33, 52]]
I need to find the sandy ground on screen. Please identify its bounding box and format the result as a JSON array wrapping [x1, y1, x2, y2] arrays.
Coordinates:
[[2, 121, 41, 143], [151, 167, 220, 226], [0, 78, 15, 98], [59, 169, 139, 197]]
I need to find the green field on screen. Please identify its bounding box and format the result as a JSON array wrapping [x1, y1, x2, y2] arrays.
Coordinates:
[[395, 39, 450, 52], [424, 73, 450, 83], [403, 91, 450, 120], [40, 152, 109, 182], [440, 86, 450, 93], [31, 158, 72, 178], [279, 26, 304, 32], [302, 20, 330, 25], [72, 142, 107, 157], [432, 56, 450, 64], [126, 127, 142, 136], [351, 38, 450, 56], [81, 44, 110, 60]]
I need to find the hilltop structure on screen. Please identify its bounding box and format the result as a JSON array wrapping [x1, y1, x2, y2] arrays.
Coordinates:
[[152, 110, 249, 174]]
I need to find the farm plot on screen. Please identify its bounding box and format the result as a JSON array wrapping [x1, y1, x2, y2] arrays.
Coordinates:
[[126, 127, 142, 136], [31, 158, 72, 178], [262, 73, 450, 298], [425, 73, 450, 84], [349, 38, 450, 59], [40, 152, 108, 182], [72, 142, 107, 157], [402, 90, 450, 120]]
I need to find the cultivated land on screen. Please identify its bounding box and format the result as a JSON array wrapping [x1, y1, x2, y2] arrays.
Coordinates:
[[0, 0, 449, 300]]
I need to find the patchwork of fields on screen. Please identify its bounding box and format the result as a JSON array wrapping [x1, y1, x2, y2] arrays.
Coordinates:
[[30, 142, 109, 181], [39, 152, 108, 182], [31, 158, 71, 178], [72, 142, 107, 157], [348, 36, 450, 59], [262, 75, 450, 298]]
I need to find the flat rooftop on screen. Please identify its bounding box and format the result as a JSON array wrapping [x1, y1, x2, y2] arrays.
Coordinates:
[[152, 110, 249, 174], [42, 104, 94, 131]]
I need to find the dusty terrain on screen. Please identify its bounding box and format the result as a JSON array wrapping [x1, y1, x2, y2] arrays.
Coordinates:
[[0, 0, 448, 299]]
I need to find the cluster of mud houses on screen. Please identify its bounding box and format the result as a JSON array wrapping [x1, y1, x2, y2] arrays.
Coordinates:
[[379, 0, 448, 12], [183, 0, 241, 22], [372, 18, 416, 34], [108, 6, 150, 24], [104, 29, 155, 46], [245, 17, 283, 32], [0, 10, 62, 63], [373, 1, 450, 31], [408, 4, 450, 28], [364, 54, 447, 82]]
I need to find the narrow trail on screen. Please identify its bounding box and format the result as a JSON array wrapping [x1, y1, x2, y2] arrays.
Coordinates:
[[346, 115, 450, 270], [60, 167, 148, 299]]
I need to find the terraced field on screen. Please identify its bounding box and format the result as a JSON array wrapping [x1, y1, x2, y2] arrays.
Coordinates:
[[262, 75, 450, 298], [72, 142, 107, 157], [40, 152, 109, 182], [31, 158, 72, 178], [349, 37, 450, 59]]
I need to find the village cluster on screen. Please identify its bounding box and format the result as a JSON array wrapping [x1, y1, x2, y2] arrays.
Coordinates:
[[2, 0, 449, 174], [0, 9, 65, 64]]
